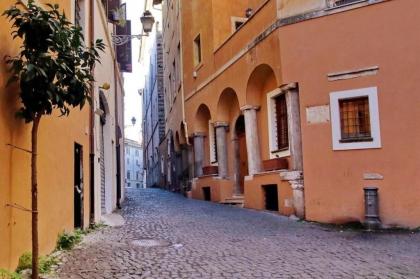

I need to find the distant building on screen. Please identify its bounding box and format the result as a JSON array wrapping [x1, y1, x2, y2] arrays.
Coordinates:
[[142, 29, 166, 188], [124, 139, 143, 189]]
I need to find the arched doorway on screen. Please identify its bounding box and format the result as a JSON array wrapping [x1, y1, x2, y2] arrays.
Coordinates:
[[194, 104, 212, 177], [234, 115, 248, 195], [99, 91, 112, 215], [99, 97, 107, 214]]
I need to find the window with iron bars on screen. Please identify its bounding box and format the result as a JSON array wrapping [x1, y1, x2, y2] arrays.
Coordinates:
[[274, 94, 289, 151], [339, 96, 372, 142]]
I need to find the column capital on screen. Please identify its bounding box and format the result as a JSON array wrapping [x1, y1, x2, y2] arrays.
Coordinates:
[[192, 132, 205, 138], [214, 121, 229, 128], [240, 105, 260, 112]]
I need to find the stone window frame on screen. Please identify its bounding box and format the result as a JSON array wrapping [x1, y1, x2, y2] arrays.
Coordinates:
[[330, 87, 381, 151], [193, 34, 202, 67], [267, 88, 291, 159]]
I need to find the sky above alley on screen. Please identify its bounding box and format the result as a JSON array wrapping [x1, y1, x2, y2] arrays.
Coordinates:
[[123, 0, 161, 144]]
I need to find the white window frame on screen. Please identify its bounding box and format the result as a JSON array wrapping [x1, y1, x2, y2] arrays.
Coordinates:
[[209, 121, 218, 165], [267, 88, 291, 159], [330, 87, 381, 151]]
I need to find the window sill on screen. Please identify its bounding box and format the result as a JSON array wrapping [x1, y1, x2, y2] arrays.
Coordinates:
[[339, 137, 373, 143], [194, 62, 204, 72], [271, 147, 289, 154]]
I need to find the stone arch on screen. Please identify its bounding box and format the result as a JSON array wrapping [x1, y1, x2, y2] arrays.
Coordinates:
[[246, 64, 278, 106], [194, 104, 212, 133], [216, 87, 241, 124]]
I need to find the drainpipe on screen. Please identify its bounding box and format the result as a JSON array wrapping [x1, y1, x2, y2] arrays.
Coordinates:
[[89, 0, 95, 224]]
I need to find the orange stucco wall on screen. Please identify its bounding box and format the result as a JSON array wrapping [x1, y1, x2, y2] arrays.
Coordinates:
[[0, 0, 91, 269], [244, 172, 294, 216], [279, 0, 420, 228], [181, 0, 420, 228], [192, 177, 233, 203]]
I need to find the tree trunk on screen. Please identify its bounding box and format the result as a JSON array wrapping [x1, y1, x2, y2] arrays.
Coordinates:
[[31, 115, 41, 279]]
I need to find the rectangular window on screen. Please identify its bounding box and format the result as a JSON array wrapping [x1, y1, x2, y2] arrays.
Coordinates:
[[193, 34, 202, 67], [330, 87, 381, 150], [275, 94, 289, 150], [127, 171, 131, 179], [267, 89, 291, 159], [339, 97, 372, 142]]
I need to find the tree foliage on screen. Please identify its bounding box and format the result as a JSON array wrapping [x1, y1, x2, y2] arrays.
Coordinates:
[[3, 0, 105, 122]]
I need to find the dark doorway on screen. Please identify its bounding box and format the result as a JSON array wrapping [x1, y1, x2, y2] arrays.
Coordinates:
[[74, 143, 84, 228], [202, 187, 211, 201], [234, 115, 248, 194], [263, 184, 279, 211]]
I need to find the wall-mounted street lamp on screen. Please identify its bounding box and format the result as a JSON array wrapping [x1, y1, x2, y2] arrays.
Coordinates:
[[125, 117, 137, 128], [111, 10, 155, 46]]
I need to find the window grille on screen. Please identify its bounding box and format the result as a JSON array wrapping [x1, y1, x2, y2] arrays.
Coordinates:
[[328, 0, 365, 8], [339, 96, 372, 142], [274, 94, 289, 150]]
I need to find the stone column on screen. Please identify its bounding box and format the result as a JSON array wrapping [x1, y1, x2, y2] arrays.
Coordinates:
[[285, 83, 303, 171], [241, 105, 263, 175], [193, 132, 205, 177], [214, 122, 229, 178], [281, 171, 304, 219]]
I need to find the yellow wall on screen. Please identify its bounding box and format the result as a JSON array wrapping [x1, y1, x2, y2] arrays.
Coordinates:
[[0, 0, 91, 269]]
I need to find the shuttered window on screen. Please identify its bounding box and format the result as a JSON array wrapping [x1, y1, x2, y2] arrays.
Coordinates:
[[274, 94, 289, 150]]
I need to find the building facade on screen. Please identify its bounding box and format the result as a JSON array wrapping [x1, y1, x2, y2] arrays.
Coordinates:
[[125, 139, 144, 188], [142, 30, 166, 188], [0, 0, 125, 269], [161, 0, 420, 229]]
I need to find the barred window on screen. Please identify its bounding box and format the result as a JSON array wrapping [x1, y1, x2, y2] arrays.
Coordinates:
[[339, 97, 372, 142], [274, 94, 289, 150]]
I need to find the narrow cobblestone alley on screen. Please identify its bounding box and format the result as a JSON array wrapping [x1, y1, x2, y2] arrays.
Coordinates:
[[57, 189, 420, 279]]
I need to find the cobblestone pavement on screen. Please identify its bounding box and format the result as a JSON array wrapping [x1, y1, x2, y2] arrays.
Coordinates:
[[57, 188, 420, 279]]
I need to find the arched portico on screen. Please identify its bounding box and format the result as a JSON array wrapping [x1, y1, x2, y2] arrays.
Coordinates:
[[241, 64, 279, 175], [193, 104, 212, 177]]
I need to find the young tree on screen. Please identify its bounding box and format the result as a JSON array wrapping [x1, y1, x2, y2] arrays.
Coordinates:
[[3, 1, 105, 278]]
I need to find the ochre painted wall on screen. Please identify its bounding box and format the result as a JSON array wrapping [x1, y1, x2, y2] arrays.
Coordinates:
[[182, 0, 420, 228], [0, 0, 91, 269], [279, 0, 420, 228]]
